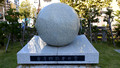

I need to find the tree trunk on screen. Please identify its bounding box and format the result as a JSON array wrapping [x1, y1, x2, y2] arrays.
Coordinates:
[[108, 18, 116, 47], [5, 33, 11, 52], [25, 18, 27, 26], [20, 39, 23, 47], [37, 0, 41, 13], [22, 17, 27, 44], [102, 28, 107, 42], [88, 19, 92, 43], [22, 26, 25, 44], [79, 18, 82, 35]]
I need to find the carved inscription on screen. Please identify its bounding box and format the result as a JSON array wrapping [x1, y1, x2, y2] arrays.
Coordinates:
[[30, 55, 85, 61]]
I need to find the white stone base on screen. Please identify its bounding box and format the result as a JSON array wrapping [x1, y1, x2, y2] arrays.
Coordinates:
[[17, 35, 99, 64], [17, 65, 100, 68]]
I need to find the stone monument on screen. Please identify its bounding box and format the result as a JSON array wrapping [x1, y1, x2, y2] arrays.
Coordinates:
[[17, 3, 99, 65], [35, 3, 79, 46]]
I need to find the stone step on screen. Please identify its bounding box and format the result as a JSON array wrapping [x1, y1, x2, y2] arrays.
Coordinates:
[[17, 65, 100, 68]]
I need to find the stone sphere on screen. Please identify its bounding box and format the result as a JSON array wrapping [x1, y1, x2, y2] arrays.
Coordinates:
[[35, 3, 80, 46]]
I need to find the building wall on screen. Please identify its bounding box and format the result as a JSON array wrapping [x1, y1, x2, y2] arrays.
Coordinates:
[[93, 0, 119, 29], [0, 0, 11, 21], [97, 16, 107, 26]]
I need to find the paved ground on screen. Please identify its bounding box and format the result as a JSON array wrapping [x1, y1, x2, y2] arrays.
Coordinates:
[[17, 65, 100, 68], [114, 49, 120, 53]]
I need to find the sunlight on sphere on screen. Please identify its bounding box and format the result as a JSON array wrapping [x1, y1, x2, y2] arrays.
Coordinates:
[[35, 3, 80, 46]]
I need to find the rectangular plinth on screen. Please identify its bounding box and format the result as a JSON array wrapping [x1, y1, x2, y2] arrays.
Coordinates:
[[17, 35, 99, 64]]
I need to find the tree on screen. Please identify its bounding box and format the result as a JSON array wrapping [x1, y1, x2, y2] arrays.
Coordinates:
[[31, 6, 37, 25], [0, 22, 8, 47], [37, 0, 41, 14], [117, 0, 120, 6], [104, 8, 116, 47], [19, 0, 31, 26], [60, 0, 112, 43], [19, 0, 31, 44], [0, 0, 4, 3], [5, 8, 21, 52], [60, 0, 112, 17], [31, 6, 36, 18], [114, 10, 120, 41]]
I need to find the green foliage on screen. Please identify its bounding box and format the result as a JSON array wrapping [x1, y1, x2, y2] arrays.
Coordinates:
[[19, 0, 37, 19], [60, 0, 112, 17], [115, 24, 120, 36], [79, 19, 87, 34], [19, 0, 36, 26], [0, 22, 8, 46], [117, 0, 120, 6], [92, 26, 99, 33], [103, 8, 116, 44], [0, 8, 22, 45], [5, 8, 21, 35], [0, 0, 4, 4], [60, 0, 112, 35], [5, 9, 20, 23], [104, 8, 114, 22], [82, 8, 99, 22], [114, 10, 120, 36], [114, 10, 120, 23], [31, 6, 37, 18], [19, 0, 31, 19], [24, 27, 37, 41]]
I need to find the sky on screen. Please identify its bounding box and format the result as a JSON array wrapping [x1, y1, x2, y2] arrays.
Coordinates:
[[111, 0, 120, 11]]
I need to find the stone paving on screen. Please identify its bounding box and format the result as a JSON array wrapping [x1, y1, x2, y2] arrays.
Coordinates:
[[114, 49, 120, 53], [17, 65, 100, 68]]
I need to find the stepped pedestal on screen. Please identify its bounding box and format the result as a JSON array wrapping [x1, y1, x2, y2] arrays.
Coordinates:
[[17, 35, 99, 64]]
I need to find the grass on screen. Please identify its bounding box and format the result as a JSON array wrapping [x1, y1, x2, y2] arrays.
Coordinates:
[[0, 41, 120, 68], [0, 42, 23, 68], [93, 42, 120, 68]]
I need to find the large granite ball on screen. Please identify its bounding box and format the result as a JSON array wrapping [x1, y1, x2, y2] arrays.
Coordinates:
[[35, 3, 80, 46]]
